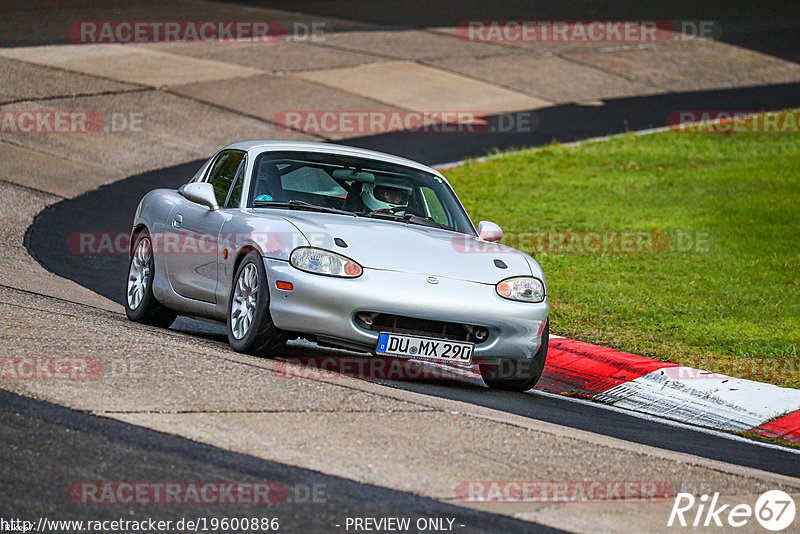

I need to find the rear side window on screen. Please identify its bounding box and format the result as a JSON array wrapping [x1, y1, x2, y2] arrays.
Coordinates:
[[206, 150, 245, 207]]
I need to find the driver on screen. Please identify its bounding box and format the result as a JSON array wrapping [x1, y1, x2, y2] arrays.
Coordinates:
[[361, 180, 412, 211]]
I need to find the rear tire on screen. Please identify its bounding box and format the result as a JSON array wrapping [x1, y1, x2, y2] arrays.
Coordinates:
[[125, 230, 177, 328], [227, 251, 286, 356], [480, 320, 548, 392]]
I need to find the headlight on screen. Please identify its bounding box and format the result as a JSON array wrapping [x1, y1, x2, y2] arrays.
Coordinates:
[[496, 276, 545, 303], [290, 247, 363, 278]]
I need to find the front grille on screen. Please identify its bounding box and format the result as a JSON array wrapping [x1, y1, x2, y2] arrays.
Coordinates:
[[354, 312, 489, 344]]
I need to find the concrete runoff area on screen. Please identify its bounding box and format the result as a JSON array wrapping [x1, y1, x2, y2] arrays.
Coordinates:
[[2, 1, 800, 531], [561, 39, 800, 91], [0, 91, 312, 178], [0, 45, 266, 87], [293, 62, 552, 115], [0, 56, 138, 104], [169, 74, 403, 140], [425, 55, 665, 103], [144, 40, 386, 73], [307, 29, 513, 60]]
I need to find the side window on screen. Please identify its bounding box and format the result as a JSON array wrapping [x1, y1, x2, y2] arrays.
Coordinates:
[[281, 166, 347, 197], [224, 158, 246, 208], [205, 150, 245, 207]]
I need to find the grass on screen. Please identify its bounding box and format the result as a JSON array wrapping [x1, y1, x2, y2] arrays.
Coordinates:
[[444, 112, 800, 388]]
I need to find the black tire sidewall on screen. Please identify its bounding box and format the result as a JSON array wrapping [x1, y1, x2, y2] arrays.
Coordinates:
[[481, 320, 549, 391], [227, 252, 272, 352], [125, 232, 157, 321]]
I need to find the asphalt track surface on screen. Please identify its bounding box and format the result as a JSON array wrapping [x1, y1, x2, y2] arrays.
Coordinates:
[[229, 0, 800, 64], [0, 389, 562, 533], [25, 82, 800, 481], [8, 0, 799, 63], [13, 2, 800, 527]]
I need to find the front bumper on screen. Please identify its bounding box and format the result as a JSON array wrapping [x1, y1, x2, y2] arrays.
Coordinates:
[[265, 258, 548, 362]]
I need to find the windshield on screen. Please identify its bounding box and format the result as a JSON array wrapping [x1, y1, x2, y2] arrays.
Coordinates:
[[248, 151, 475, 234]]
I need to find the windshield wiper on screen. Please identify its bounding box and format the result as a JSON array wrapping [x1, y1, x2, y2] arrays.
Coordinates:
[[253, 199, 354, 216], [362, 211, 455, 231], [254, 201, 454, 230]]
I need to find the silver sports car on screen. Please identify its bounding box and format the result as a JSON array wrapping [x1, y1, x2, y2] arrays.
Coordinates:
[[125, 140, 549, 391]]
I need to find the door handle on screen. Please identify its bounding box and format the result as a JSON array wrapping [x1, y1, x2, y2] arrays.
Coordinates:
[[172, 214, 183, 228]]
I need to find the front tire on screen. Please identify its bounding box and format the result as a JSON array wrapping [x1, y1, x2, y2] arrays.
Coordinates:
[[227, 251, 286, 356], [125, 230, 177, 328], [480, 320, 549, 392]]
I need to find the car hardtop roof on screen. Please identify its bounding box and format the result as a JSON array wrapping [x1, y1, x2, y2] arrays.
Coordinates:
[[224, 140, 445, 179]]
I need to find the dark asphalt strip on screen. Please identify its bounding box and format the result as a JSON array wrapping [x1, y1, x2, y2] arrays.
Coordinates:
[[340, 83, 800, 165], [0, 390, 562, 533], [6, 1, 800, 64], [25, 159, 205, 304], [222, 0, 800, 64]]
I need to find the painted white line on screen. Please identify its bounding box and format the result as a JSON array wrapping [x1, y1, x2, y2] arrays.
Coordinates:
[[593, 367, 800, 432], [531, 389, 800, 455]]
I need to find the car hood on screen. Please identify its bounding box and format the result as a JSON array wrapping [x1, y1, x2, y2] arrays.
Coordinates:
[[273, 211, 533, 284]]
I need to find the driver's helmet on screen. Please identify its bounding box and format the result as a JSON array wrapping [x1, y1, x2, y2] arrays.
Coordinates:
[[361, 180, 412, 211]]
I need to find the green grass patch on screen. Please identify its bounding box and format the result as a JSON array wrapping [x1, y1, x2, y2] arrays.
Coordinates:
[[445, 111, 800, 388]]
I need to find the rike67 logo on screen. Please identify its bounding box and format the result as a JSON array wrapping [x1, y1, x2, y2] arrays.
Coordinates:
[[668, 490, 796, 531]]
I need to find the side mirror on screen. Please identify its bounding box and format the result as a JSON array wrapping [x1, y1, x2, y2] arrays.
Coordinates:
[[179, 182, 219, 211], [477, 221, 503, 243]]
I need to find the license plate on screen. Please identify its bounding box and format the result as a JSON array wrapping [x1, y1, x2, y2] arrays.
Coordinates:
[[376, 332, 473, 365]]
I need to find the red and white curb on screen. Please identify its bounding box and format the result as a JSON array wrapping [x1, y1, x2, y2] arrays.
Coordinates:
[[433, 134, 800, 446], [541, 336, 800, 444]]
